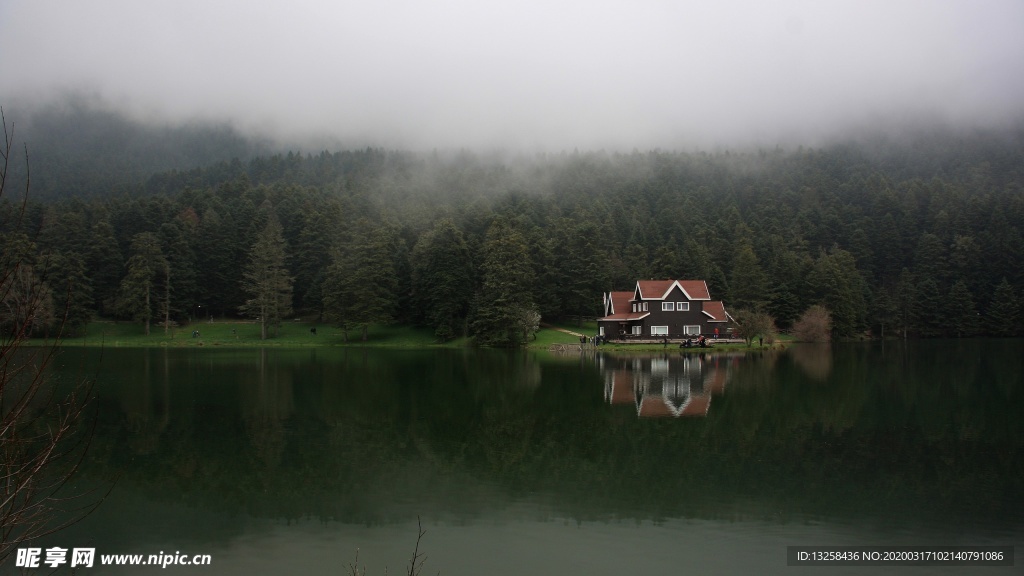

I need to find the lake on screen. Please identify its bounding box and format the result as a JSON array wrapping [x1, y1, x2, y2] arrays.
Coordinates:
[[20, 340, 1024, 574]]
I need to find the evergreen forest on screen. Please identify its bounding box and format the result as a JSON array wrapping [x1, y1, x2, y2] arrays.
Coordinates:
[[3, 106, 1023, 344]]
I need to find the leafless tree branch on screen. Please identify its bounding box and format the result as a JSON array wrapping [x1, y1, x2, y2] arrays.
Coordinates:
[[0, 106, 100, 564]]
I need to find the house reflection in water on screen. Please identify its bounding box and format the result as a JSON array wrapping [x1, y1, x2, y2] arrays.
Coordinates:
[[599, 353, 736, 418]]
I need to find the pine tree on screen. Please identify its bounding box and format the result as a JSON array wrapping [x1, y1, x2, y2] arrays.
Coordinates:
[[913, 232, 949, 287], [389, 227, 413, 325], [159, 220, 198, 323], [987, 278, 1021, 337], [410, 219, 474, 341], [552, 219, 607, 325], [322, 218, 399, 341], [894, 268, 916, 339], [650, 244, 682, 279], [767, 283, 801, 330], [947, 280, 980, 337], [196, 207, 236, 317], [871, 287, 898, 339], [913, 276, 944, 337], [470, 219, 538, 347], [198, 199, 251, 317], [87, 220, 123, 316], [681, 238, 727, 297], [729, 242, 769, 312], [291, 200, 338, 317], [116, 232, 167, 336], [38, 251, 93, 336], [620, 243, 649, 288], [528, 230, 561, 320], [873, 213, 904, 284], [239, 214, 293, 340], [807, 247, 867, 337]]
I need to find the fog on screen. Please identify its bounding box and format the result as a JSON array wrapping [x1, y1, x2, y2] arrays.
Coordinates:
[[2, 0, 1023, 151]]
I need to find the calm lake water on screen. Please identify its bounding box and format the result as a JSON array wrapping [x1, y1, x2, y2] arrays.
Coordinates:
[[21, 340, 1024, 574]]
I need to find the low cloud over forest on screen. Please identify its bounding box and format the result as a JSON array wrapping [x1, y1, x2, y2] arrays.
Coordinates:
[[2, 0, 1023, 151]]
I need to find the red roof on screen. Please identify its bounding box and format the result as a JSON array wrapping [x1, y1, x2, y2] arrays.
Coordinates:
[[635, 280, 711, 301], [606, 291, 631, 315], [702, 301, 729, 322], [705, 367, 728, 395], [637, 394, 711, 417], [638, 396, 674, 418], [600, 291, 649, 321], [679, 395, 711, 417], [607, 371, 634, 405]]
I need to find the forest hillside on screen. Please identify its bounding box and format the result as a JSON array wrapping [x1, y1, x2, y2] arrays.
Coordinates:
[[2, 105, 1023, 343]]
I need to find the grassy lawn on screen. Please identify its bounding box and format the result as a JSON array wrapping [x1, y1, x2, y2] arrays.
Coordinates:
[[29, 319, 781, 352], [31, 320, 449, 348], [31, 320, 586, 349], [528, 325, 593, 348]]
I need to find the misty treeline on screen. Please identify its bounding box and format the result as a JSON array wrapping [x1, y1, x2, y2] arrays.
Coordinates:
[[1, 124, 1023, 343], [0, 100, 269, 201]]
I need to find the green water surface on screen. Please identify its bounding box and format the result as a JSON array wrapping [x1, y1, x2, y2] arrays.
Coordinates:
[[25, 340, 1023, 575]]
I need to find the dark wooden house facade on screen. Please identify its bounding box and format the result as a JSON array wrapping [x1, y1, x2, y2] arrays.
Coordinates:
[[598, 280, 732, 341]]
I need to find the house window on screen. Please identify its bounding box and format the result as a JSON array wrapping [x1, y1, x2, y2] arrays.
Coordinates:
[[642, 302, 648, 311], [599, 326, 605, 336], [677, 302, 689, 311], [631, 325, 642, 335], [683, 325, 701, 335], [651, 326, 668, 336], [662, 302, 675, 311]]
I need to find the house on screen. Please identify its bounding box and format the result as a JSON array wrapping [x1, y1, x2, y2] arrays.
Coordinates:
[[598, 279, 732, 341], [601, 353, 733, 418]]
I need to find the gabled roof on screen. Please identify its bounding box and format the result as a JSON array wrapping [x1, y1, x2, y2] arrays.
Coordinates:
[[600, 291, 649, 321], [604, 371, 635, 405], [701, 301, 729, 322], [679, 395, 711, 417], [637, 393, 711, 417], [605, 291, 632, 315], [637, 395, 675, 418], [635, 280, 711, 301], [703, 356, 730, 395], [705, 367, 728, 395]]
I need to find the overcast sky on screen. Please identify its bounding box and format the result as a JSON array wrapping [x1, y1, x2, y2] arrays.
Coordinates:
[[2, 0, 1023, 151]]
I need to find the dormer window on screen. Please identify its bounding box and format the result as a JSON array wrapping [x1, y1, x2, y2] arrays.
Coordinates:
[[642, 302, 648, 311]]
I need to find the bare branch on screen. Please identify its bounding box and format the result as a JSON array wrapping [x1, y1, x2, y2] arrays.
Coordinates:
[[406, 516, 428, 576], [0, 106, 98, 564]]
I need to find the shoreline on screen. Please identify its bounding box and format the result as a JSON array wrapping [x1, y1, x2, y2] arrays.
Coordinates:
[[22, 320, 784, 352]]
